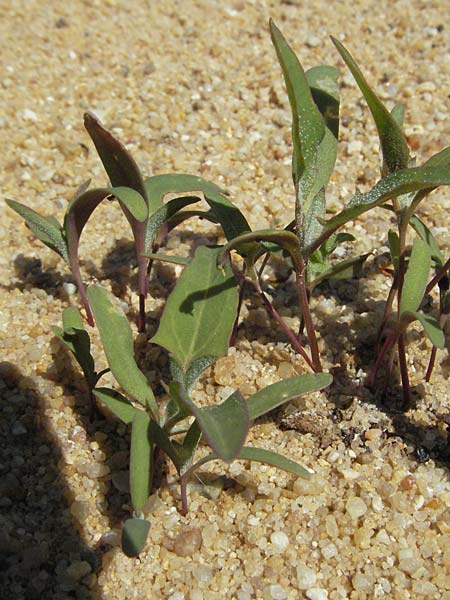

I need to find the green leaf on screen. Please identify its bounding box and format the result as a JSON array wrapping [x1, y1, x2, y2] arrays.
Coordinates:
[[238, 446, 312, 480], [402, 311, 445, 348], [270, 20, 325, 186], [6, 199, 68, 262], [399, 238, 430, 315], [307, 253, 369, 288], [122, 518, 151, 557], [219, 229, 302, 264], [143, 173, 251, 243], [186, 446, 312, 482], [391, 103, 406, 128], [111, 187, 148, 222], [93, 387, 137, 424], [388, 229, 400, 272], [331, 37, 409, 175], [321, 166, 450, 238], [186, 391, 250, 462], [171, 356, 217, 393], [52, 307, 96, 386], [130, 410, 153, 512], [422, 145, 450, 168], [83, 112, 148, 202], [247, 373, 332, 420], [151, 246, 238, 372], [87, 285, 158, 417], [144, 195, 203, 254], [148, 420, 191, 473], [306, 65, 340, 140]]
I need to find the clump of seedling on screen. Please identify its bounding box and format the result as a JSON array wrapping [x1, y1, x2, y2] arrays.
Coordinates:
[[6, 114, 250, 332], [63, 245, 330, 556], [5, 18, 450, 558]]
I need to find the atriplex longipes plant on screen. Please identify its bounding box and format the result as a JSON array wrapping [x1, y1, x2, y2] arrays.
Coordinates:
[[58, 245, 331, 556], [6, 113, 251, 332], [325, 36, 450, 405]]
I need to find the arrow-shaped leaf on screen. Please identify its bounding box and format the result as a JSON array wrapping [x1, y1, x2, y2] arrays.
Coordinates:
[[130, 410, 153, 512], [247, 372, 332, 420], [401, 311, 445, 349], [151, 246, 238, 372], [122, 518, 151, 557], [321, 166, 450, 240], [93, 387, 137, 424], [331, 36, 409, 175], [399, 238, 430, 316], [87, 285, 158, 417], [6, 199, 68, 262]]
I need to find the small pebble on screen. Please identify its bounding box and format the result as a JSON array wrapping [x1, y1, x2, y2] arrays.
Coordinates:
[[63, 282, 77, 296], [270, 531, 289, 552], [173, 527, 202, 557], [346, 497, 367, 519]]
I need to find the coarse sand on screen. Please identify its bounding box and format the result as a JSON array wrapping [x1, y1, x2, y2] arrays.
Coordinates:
[[1, 1, 450, 599]]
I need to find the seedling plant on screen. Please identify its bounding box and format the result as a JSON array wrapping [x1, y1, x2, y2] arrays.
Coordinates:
[[5, 19, 450, 556]]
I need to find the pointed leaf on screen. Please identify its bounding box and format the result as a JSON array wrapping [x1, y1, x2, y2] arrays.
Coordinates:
[[110, 187, 148, 222], [399, 238, 430, 315], [331, 37, 409, 174], [219, 229, 302, 264], [409, 311, 445, 348], [87, 285, 158, 416], [308, 253, 369, 288], [391, 103, 406, 128], [270, 20, 325, 185], [247, 373, 332, 420], [144, 173, 251, 243], [122, 518, 151, 557], [388, 229, 400, 272], [238, 447, 313, 480], [151, 246, 238, 371], [130, 410, 153, 512], [52, 307, 96, 386], [93, 387, 137, 424], [321, 166, 450, 238], [83, 112, 148, 201], [148, 420, 192, 473], [144, 195, 202, 253], [6, 199, 68, 262], [191, 391, 249, 462], [171, 356, 217, 393]]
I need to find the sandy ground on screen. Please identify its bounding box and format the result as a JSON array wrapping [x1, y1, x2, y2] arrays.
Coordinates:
[[1, 1, 450, 599]]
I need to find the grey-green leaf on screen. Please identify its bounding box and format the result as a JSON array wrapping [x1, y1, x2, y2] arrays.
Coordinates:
[[111, 187, 148, 222], [399, 238, 430, 316], [6, 199, 68, 262], [321, 166, 450, 237], [238, 447, 313, 480], [406, 311, 445, 349], [409, 215, 443, 267], [331, 37, 409, 175], [247, 373, 332, 421], [151, 246, 238, 372], [87, 285, 158, 416], [130, 410, 152, 512], [270, 20, 325, 185], [194, 391, 250, 462], [388, 229, 400, 273], [122, 518, 151, 557], [52, 307, 96, 386], [93, 387, 137, 424]]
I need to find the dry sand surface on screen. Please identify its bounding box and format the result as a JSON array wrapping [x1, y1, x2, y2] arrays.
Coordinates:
[[1, 1, 450, 598]]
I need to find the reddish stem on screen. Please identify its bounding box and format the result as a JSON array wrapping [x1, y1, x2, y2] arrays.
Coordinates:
[[425, 347, 436, 383], [397, 334, 412, 408]]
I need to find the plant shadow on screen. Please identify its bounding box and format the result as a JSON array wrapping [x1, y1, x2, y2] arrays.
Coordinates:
[[0, 361, 105, 599]]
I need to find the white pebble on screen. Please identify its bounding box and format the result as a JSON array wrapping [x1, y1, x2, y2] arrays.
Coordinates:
[[346, 497, 367, 519], [297, 564, 317, 589], [347, 140, 363, 155], [270, 531, 290, 552], [269, 584, 287, 600], [22, 109, 38, 122], [306, 36, 321, 48], [306, 589, 328, 600], [167, 593, 184, 600], [63, 282, 77, 295]]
